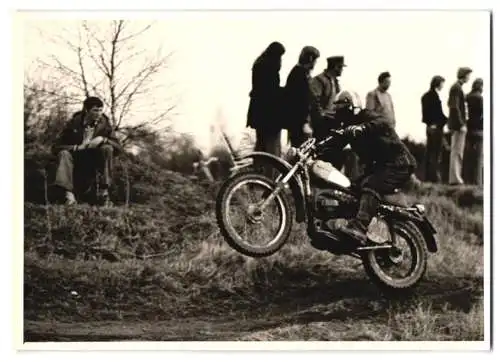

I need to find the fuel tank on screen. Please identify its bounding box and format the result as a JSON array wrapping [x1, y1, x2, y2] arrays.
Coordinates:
[[310, 160, 351, 189]]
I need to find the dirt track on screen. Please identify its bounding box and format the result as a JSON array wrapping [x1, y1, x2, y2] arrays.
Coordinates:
[[23, 184, 485, 342], [24, 275, 483, 342]]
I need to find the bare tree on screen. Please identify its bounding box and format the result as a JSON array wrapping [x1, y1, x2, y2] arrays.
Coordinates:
[[34, 20, 176, 145]]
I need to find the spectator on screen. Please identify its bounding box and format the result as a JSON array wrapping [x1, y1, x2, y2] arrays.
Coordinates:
[[447, 67, 473, 185], [246, 41, 286, 157], [310, 56, 344, 136], [52, 96, 122, 206], [365, 71, 396, 128], [463, 78, 484, 186], [310, 55, 346, 170], [283, 45, 320, 147], [421, 75, 448, 182]]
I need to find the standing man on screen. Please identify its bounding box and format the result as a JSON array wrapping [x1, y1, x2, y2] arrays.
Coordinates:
[[365, 72, 396, 128], [464, 78, 483, 186], [447, 67, 473, 185], [310, 56, 346, 169], [283, 45, 321, 147], [310, 56, 344, 135], [421, 75, 448, 183], [246, 41, 286, 157]]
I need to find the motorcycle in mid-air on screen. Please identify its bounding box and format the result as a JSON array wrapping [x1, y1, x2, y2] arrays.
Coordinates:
[[215, 129, 438, 292]]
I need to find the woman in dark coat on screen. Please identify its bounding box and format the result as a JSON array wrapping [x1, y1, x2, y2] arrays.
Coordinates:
[[246, 41, 286, 157]]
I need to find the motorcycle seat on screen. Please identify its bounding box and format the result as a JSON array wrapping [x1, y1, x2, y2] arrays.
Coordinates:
[[349, 183, 409, 207]]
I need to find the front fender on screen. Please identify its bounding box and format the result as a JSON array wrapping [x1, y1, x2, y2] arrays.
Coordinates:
[[234, 152, 307, 223]]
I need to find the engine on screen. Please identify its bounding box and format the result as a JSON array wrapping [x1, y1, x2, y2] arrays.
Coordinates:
[[314, 189, 358, 220]]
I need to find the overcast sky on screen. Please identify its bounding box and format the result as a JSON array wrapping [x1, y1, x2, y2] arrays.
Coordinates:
[[22, 10, 490, 153]]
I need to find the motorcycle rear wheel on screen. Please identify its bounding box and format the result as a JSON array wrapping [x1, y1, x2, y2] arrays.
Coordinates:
[[362, 220, 428, 293]]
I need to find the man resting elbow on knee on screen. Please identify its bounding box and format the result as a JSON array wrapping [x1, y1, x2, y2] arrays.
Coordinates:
[[52, 96, 122, 206]]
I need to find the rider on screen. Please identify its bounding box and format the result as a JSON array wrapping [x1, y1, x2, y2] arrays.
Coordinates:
[[325, 90, 417, 246]]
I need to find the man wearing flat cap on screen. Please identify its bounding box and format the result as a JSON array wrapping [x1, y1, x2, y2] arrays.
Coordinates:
[[447, 66, 472, 185], [309, 55, 351, 172], [310, 56, 345, 138]]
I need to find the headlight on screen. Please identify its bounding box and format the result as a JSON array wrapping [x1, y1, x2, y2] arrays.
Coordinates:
[[285, 147, 299, 162], [287, 147, 298, 157]]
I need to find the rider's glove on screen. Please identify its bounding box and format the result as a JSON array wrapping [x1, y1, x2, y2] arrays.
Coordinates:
[[302, 123, 313, 138], [344, 125, 365, 139]]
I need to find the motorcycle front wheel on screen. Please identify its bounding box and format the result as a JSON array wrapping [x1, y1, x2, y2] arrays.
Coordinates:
[[362, 220, 428, 293], [215, 171, 293, 258]]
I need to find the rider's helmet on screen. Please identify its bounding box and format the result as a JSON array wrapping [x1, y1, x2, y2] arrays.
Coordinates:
[[334, 90, 362, 112], [333, 90, 362, 125]]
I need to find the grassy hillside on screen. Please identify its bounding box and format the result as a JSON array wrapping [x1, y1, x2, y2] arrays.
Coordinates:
[[23, 159, 485, 342]]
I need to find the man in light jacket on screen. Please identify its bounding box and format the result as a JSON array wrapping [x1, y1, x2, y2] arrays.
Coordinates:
[[447, 67, 472, 185], [365, 71, 396, 128]]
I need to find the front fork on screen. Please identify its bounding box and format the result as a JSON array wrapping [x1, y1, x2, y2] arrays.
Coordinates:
[[256, 162, 303, 211]]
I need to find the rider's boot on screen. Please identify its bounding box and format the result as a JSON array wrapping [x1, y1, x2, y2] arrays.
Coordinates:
[[65, 191, 77, 206], [336, 190, 381, 246]]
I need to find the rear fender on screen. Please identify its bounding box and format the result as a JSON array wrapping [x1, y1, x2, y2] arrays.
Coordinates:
[[418, 216, 438, 253], [237, 152, 307, 223], [381, 207, 438, 253]]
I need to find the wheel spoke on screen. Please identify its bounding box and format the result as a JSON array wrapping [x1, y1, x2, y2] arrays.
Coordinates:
[[225, 178, 285, 248], [364, 221, 426, 290], [375, 234, 414, 278]]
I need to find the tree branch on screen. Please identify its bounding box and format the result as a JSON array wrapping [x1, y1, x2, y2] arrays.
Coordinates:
[[34, 19, 175, 136], [77, 27, 90, 98], [107, 20, 125, 127], [116, 23, 153, 43]]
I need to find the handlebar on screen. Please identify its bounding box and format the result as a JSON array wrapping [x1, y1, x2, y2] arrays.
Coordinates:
[[290, 128, 346, 160], [330, 128, 345, 136], [313, 128, 345, 148]]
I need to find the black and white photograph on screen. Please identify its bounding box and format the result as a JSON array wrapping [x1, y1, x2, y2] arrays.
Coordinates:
[[15, 5, 491, 350]]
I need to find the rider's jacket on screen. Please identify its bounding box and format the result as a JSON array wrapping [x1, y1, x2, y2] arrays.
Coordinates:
[[347, 109, 417, 170]]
